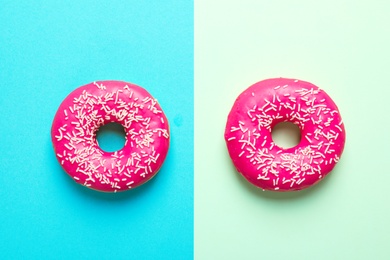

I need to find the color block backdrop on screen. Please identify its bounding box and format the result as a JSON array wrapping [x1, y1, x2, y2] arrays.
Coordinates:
[[0, 1, 193, 259], [3, 1, 390, 259]]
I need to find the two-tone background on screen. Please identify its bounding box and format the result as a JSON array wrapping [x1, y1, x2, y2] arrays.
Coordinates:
[[1, 0, 390, 259]]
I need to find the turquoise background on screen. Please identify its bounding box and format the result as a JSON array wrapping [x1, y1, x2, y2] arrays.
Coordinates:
[[0, 1, 193, 259]]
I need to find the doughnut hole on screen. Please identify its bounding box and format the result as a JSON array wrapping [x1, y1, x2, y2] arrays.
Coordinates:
[[271, 122, 301, 149], [96, 122, 126, 152]]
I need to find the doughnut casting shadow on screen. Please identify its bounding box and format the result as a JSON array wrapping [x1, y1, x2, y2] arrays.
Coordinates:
[[225, 78, 346, 192], [51, 81, 170, 193]]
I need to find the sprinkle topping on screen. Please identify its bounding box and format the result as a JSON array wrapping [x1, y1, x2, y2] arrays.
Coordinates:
[[225, 78, 345, 191], [52, 81, 170, 192]]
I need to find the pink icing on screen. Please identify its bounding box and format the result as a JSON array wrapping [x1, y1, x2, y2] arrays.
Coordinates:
[[224, 78, 346, 191], [51, 81, 170, 192]]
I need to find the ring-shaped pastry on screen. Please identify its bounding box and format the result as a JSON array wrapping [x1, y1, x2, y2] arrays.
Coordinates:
[[52, 81, 170, 192], [225, 78, 346, 191]]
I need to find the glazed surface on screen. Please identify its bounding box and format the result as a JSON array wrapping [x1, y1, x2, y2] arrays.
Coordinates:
[[52, 81, 170, 192], [224, 78, 345, 191]]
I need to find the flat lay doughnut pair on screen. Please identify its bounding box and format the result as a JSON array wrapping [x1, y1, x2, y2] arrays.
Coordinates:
[[52, 78, 345, 193]]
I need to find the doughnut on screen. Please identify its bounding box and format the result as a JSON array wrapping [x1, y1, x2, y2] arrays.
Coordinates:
[[224, 78, 346, 191], [51, 81, 170, 192]]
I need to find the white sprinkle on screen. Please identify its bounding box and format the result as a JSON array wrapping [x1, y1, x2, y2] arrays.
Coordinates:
[[330, 110, 339, 116], [264, 106, 275, 113], [316, 107, 322, 117], [142, 97, 151, 103], [238, 151, 245, 157], [257, 174, 270, 180], [55, 130, 63, 141], [115, 90, 122, 103], [239, 124, 248, 133], [227, 137, 236, 141], [247, 110, 253, 118]]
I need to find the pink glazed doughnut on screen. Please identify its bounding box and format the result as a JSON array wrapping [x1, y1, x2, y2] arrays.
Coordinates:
[[51, 81, 170, 192], [224, 78, 346, 191]]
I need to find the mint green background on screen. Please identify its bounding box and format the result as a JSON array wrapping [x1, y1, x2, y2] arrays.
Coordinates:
[[195, 1, 390, 259]]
